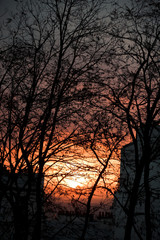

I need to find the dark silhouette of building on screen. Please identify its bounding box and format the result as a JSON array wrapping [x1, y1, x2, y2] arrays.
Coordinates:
[[113, 127, 160, 239]]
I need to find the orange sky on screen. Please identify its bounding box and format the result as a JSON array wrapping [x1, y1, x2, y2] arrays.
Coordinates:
[[44, 155, 120, 206]]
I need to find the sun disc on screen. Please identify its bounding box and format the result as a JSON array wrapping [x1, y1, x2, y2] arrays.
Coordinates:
[[65, 176, 85, 188]]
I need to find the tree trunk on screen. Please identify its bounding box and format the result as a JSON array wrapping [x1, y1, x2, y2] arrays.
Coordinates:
[[124, 163, 144, 240], [32, 169, 44, 240], [80, 158, 109, 240], [144, 148, 152, 240], [13, 201, 28, 240]]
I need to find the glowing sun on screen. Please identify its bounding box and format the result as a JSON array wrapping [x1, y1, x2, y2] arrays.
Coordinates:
[[64, 176, 86, 188]]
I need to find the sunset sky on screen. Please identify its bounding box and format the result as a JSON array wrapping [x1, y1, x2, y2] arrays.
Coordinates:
[[0, 0, 128, 204]]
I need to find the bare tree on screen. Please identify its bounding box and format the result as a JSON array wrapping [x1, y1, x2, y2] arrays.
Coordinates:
[[0, 0, 108, 239], [73, 109, 125, 239], [104, 0, 160, 239]]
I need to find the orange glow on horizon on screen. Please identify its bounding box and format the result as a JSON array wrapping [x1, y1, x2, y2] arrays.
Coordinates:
[[44, 156, 120, 205]]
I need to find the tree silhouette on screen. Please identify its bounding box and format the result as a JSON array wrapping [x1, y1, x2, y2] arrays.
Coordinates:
[[0, 0, 107, 239], [105, 0, 160, 239]]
